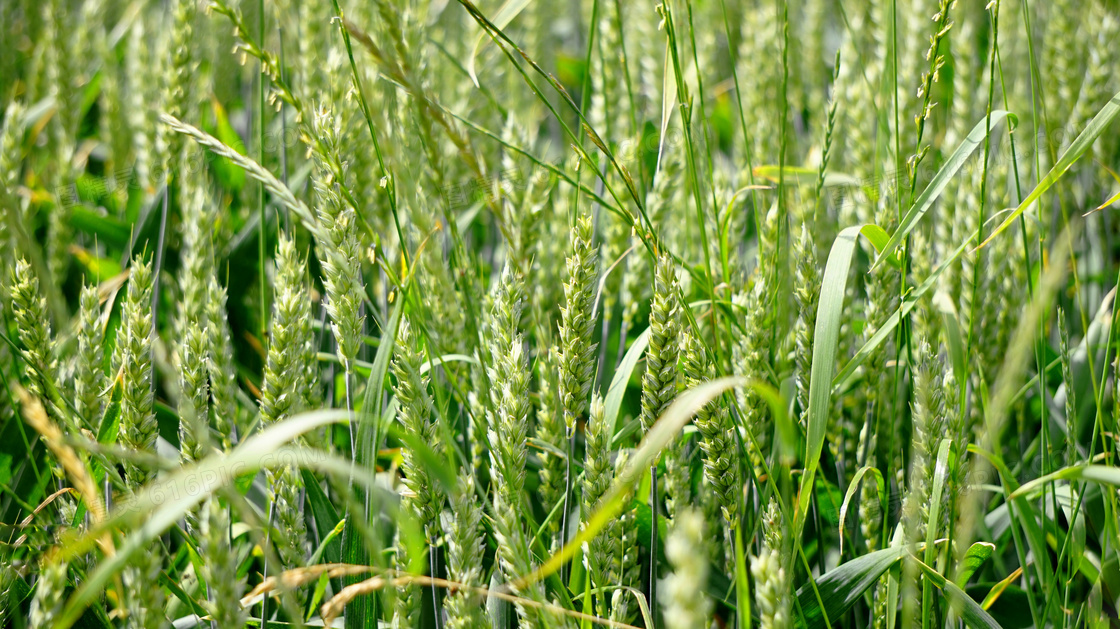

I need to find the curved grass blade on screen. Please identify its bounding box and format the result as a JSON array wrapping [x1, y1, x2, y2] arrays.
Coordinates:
[[909, 555, 1004, 629], [1009, 464, 1120, 500], [873, 111, 1014, 270], [837, 465, 885, 555], [981, 567, 1023, 611], [956, 543, 996, 588], [795, 545, 909, 629], [419, 353, 478, 376], [800, 224, 886, 534], [465, 0, 532, 87], [52, 410, 358, 629], [521, 377, 744, 589], [980, 90, 1120, 248], [604, 327, 651, 441]]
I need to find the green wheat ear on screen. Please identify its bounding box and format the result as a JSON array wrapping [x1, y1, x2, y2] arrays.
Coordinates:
[[199, 498, 247, 628], [311, 105, 367, 376], [534, 346, 566, 550], [662, 508, 712, 629], [118, 254, 157, 489], [442, 471, 486, 629], [581, 393, 613, 617], [0, 101, 24, 304], [753, 499, 791, 629], [205, 275, 239, 448], [177, 320, 210, 466], [558, 210, 598, 437], [391, 316, 444, 538], [74, 283, 106, 431], [260, 234, 315, 429], [10, 259, 63, 429], [122, 543, 168, 628], [793, 227, 820, 423], [28, 554, 67, 626], [641, 253, 681, 437], [483, 265, 567, 629], [257, 235, 315, 582], [682, 332, 739, 527]]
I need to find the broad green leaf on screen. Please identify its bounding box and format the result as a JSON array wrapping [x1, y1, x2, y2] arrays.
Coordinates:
[[874, 111, 1014, 269], [21, 96, 55, 132], [795, 545, 909, 629], [910, 556, 1004, 629], [922, 439, 954, 626], [605, 327, 651, 441], [620, 585, 656, 629], [981, 90, 1120, 248], [206, 99, 247, 191], [750, 165, 860, 189], [359, 287, 406, 463], [805, 226, 861, 474], [800, 224, 887, 535], [1009, 464, 1120, 500], [487, 570, 515, 629], [70, 207, 131, 249], [735, 524, 750, 629], [568, 542, 585, 598], [343, 290, 405, 628], [969, 446, 1054, 602], [859, 224, 892, 257], [160, 570, 208, 619], [419, 353, 478, 376], [956, 543, 996, 588], [307, 568, 334, 624], [924, 439, 953, 567], [657, 40, 678, 175], [633, 500, 667, 565]]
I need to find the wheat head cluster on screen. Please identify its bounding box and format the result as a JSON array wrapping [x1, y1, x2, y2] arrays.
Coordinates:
[[0, 0, 1119, 627]]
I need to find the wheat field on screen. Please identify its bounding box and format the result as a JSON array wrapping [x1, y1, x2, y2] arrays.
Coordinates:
[[1, 0, 1119, 627]]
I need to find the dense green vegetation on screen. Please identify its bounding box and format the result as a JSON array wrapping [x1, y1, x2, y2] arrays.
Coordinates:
[[1, 0, 1119, 627]]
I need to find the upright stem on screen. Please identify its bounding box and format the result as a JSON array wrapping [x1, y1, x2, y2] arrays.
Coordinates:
[[648, 465, 659, 626], [560, 432, 576, 584], [261, 499, 277, 629], [257, 0, 267, 336]]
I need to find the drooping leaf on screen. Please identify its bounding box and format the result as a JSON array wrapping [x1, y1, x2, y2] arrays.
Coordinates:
[[874, 111, 1014, 268], [910, 555, 1004, 629], [54, 410, 358, 628], [837, 465, 885, 555], [465, 0, 532, 87], [795, 545, 909, 629], [799, 224, 888, 535], [1010, 464, 1120, 500], [956, 543, 996, 588], [605, 326, 651, 442], [981, 90, 1120, 247], [528, 377, 744, 587]]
